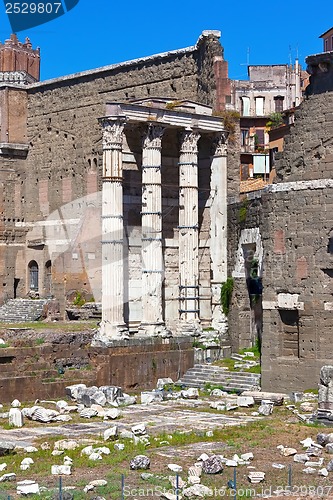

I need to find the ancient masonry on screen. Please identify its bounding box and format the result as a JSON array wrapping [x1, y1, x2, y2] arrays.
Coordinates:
[[0, 31, 232, 341], [227, 50, 333, 392], [0, 30, 331, 395]]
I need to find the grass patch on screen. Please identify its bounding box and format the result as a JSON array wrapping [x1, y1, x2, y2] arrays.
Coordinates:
[[0, 321, 99, 331]]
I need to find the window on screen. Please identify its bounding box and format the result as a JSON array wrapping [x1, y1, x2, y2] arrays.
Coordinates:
[[241, 96, 250, 116], [255, 97, 264, 116], [241, 129, 249, 147], [256, 129, 265, 147], [325, 38, 328, 52], [274, 96, 284, 113]]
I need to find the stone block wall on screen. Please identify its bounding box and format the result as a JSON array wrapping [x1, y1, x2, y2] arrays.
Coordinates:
[[0, 336, 194, 402], [227, 89, 333, 392]]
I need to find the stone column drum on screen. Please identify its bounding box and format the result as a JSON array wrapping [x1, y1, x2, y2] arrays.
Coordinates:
[[139, 124, 170, 337], [93, 118, 128, 343], [178, 129, 201, 335]]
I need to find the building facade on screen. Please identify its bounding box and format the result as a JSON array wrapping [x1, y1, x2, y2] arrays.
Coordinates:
[[231, 64, 303, 183]]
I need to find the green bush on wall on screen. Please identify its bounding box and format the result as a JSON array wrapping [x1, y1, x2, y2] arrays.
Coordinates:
[[239, 198, 249, 223], [220, 277, 234, 316]]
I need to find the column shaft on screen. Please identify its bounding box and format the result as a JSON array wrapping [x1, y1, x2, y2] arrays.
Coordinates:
[[210, 132, 228, 333], [178, 130, 200, 331], [94, 118, 128, 343], [140, 125, 170, 336]]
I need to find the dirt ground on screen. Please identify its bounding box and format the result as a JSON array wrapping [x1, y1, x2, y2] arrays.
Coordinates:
[[0, 324, 330, 498], [0, 396, 332, 499]]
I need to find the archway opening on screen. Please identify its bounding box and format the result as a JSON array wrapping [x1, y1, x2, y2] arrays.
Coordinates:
[[28, 260, 39, 292]]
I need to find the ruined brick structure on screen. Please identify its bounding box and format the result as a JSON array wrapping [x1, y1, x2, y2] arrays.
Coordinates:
[[228, 51, 333, 392], [0, 30, 331, 394]]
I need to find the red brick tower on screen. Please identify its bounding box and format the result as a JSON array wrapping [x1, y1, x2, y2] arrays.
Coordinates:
[[0, 34, 40, 81]]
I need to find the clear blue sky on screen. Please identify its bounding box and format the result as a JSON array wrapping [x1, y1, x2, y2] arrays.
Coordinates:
[[0, 0, 330, 81]]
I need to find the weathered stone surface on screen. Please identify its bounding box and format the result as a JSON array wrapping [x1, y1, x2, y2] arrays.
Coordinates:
[[168, 463, 183, 473], [9, 408, 23, 427], [51, 465, 72, 475], [79, 408, 98, 418], [99, 386, 123, 403], [325, 443, 333, 454], [17, 479, 39, 495], [258, 401, 273, 416], [0, 473, 16, 481], [326, 459, 333, 472], [248, 471, 265, 483], [129, 455, 150, 470], [157, 378, 174, 389], [183, 484, 213, 497], [65, 384, 87, 400], [280, 447, 297, 457], [141, 391, 163, 405], [54, 440, 79, 451], [201, 455, 223, 474], [117, 394, 137, 406], [104, 426, 118, 441], [0, 442, 15, 456], [317, 433, 330, 446], [181, 388, 199, 400], [294, 454, 309, 463], [104, 408, 121, 420], [132, 423, 146, 435]]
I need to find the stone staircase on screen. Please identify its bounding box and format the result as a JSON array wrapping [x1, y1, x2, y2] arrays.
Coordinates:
[[0, 298, 49, 322], [178, 363, 261, 393]]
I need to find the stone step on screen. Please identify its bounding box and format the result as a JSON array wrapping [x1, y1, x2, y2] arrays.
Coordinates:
[[180, 375, 259, 384], [180, 375, 260, 386], [178, 363, 261, 392], [182, 368, 260, 381], [185, 367, 260, 378], [0, 298, 48, 323]]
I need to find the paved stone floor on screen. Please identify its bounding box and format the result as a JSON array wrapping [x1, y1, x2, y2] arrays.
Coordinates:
[[1, 400, 261, 448]]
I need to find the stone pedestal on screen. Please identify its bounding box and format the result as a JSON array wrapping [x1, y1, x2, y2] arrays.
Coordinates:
[[178, 130, 201, 336]]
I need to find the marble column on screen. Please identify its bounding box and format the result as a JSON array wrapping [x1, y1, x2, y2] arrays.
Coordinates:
[[94, 118, 128, 344], [178, 129, 201, 335], [210, 132, 228, 333], [139, 124, 171, 337]]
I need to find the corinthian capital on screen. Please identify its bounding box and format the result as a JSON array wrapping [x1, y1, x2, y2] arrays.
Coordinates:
[[180, 130, 201, 154], [101, 118, 126, 150], [212, 131, 228, 156], [142, 124, 165, 149]]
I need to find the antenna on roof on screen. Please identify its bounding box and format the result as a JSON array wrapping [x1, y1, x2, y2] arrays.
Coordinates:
[[241, 47, 250, 66]]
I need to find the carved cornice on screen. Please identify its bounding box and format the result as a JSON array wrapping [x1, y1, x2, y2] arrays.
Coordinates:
[[101, 118, 126, 150], [142, 124, 165, 149], [180, 130, 201, 154], [212, 131, 228, 156]]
